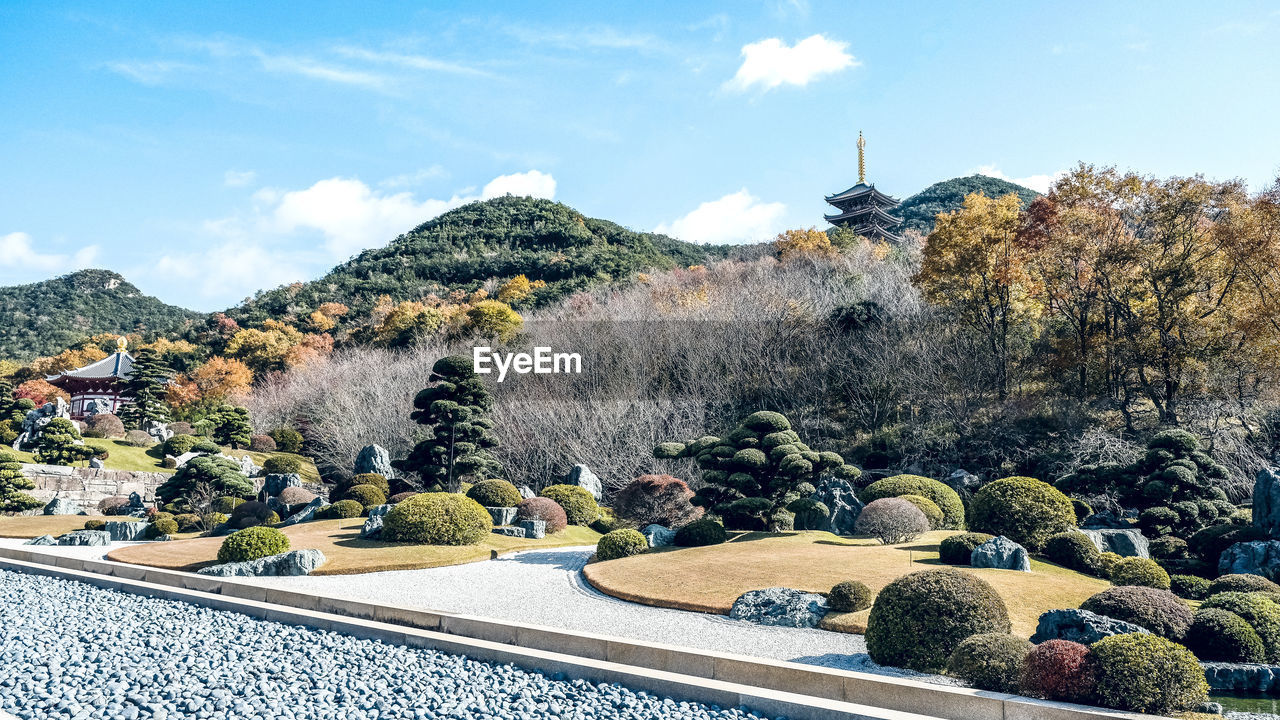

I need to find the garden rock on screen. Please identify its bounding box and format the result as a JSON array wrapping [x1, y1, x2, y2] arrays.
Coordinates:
[[82, 398, 112, 418], [13, 397, 71, 449], [728, 587, 828, 628], [42, 497, 83, 516], [486, 507, 517, 526], [970, 535, 1031, 571], [57, 530, 110, 546], [1078, 528, 1150, 558], [88, 456, 104, 469], [809, 476, 863, 535], [1202, 662, 1280, 694], [1219, 540, 1280, 581], [171, 451, 200, 468], [359, 504, 392, 539], [641, 524, 675, 547], [518, 485, 535, 499], [281, 498, 326, 528], [24, 535, 56, 546], [122, 492, 147, 516], [562, 464, 602, 501], [492, 526, 526, 538], [354, 444, 396, 479], [144, 420, 173, 443], [263, 473, 302, 498], [1254, 468, 1280, 537], [221, 454, 259, 477], [1081, 510, 1132, 529], [1030, 608, 1150, 645], [197, 549, 326, 577], [518, 519, 546, 539], [942, 469, 981, 500], [105, 521, 148, 542]]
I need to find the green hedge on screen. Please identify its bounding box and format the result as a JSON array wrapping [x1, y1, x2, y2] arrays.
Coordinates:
[[382, 493, 492, 545], [859, 475, 965, 530], [596, 529, 648, 561], [217, 526, 289, 564], [828, 580, 873, 612], [1089, 633, 1208, 713], [969, 476, 1075, 551], [342, 483, 387, 509], [866, 569, 1010, 672], [938, 532, 994, 565], [1185, 608, 1266, 663], [1109, 557, 1171, 590], [674, 518, 726, 547], [1201, 592, 1280, 662], [1208, 574, 1280, 596], [322, 499, 364, 519], [1043, 532, 1101, 573]]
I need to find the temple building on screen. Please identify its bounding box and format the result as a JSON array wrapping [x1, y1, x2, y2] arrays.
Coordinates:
[[46, 337, 135, 420], [824, 132, 904, 243]]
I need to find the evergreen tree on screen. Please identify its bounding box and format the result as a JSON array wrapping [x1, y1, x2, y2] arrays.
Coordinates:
[[0, 450, 41, 512], [34, 418, 95, 466], [394, 355, 501, 493], [119, 348, 172, 429], [211, 404, 252, 449]]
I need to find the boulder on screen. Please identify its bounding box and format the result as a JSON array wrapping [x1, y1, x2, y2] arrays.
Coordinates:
[[1254, 468, 1280, 538], [518, 485, 536, 500], [1030, 608, 1150, 645], [172, 451, 201, 468], [262, 473, 302, 498], [1219, 540, 1280, 581], [492, 526, 526, 538], [221, 454, 260, 477], [24, 535, 56, 546], [105, 521, 148, 542], [82, 398, 112, 419], [561, 464, 602, 501], [57, 530, 110, 546], [354, 444, 396, 479], [13, 397, 71, 450], [88, 456, 104, 469], [641, 524, 676, 548], [518, 519, 546, 540], [144, 420, 173, 443], [359, 504, 392, 539], [1081, 511, 1132, 530], [486, 507, 517, 526], [42, 497, 83, 516], [1078, 528, 1150, 558], [729, 587, 828, 628], [197, 549, 326, 577], [1202, 662, 1280, 694], [971, 536, 1031, 571], [280, 498, 326, 528], [809, 476, 864, 536], [122, 492, 147, 516]]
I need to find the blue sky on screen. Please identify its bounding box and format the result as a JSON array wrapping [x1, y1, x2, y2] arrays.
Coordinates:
[[1, 1, 1278, 311]]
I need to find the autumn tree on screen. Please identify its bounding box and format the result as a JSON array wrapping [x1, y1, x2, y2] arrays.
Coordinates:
[[774, 228, 839, 262], [225, 320, 303, 374], [462, 300, 523, 342], [496, 275, 546, 304]]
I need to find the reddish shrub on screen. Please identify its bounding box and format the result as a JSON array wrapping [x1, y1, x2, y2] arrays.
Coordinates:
[[613, 474, 704, 528], [390, 491, 420, 504], [515, 497, 568, 533], [1020, 640, 1096, 703], [249, 434, 277, 453], [98, 495, 129, 515], [85, 413, 125, 439], [276, 486, 317, 506]]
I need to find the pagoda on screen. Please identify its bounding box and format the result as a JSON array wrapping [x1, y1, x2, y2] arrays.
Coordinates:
[[824, 132, 904, 243], [46, 336, 135, 420]]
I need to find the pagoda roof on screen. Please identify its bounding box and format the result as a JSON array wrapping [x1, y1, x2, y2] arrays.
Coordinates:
[[824, 183, 902, 207], [47, 351, 134, 385], [824, 204, 904, 226]]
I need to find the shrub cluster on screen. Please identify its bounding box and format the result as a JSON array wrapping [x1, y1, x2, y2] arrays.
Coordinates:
[[674, 518, 726, 547], [613, 474, 703, 529], [228, 501, 277, 530], [596, 529, 648, 561], [1184, 608, 1266, 663], [540, 484, 598, 525], [84, 519, 105, 531], [390, 491, 420, 504], [122, 429, 154, 447], [211, 496, 245, 514], [865, 569, 1010, 672], [382, 493, 493, 545], [263, 455, 303, 475], [1020, 640, 1095, 703], [897, 494, 943, 530], [342, 483, 387, 510], [163, 434, 199, 457], [827, 580, 873, 612], [938, 532, 994, 565], [1170, 574, 1211, 600], [856, 497, 929, 545], [330, 473, 391, 503], [514, 497, 568, 534], [1208, 574, 1280, 596], [97, 496, 130, 515], [269, 427, 303, 454], [174, 513, 202, 532], [321, 499, 365, 519], [1043, 531, 1101, 573], [589, 507, 626, 534], [946, 633, 1032, 693], [276, 486, 317, 507], [217, 526, 290, 564], [1089, 633, 1208, 713], [969, 476, 1075, 551], [1079, 586, 1193, 641], [85, 413, 124, 439], [859, 475, 964, 530], [1109, 557, 1171, 590], [148, 518, 178, 538], [466, 479, 522, 508], [249, 434, 277, 453], [1200, 592, 1280, 662]]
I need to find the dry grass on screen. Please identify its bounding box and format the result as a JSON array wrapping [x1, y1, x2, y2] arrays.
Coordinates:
[[582, 530, 1110, 638], [0, 514, 145, 538], [106, 519, 602, 575]]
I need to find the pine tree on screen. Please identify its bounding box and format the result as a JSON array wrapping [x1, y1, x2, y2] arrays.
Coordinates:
[[0, 450, 41, 512], [119, 348, 172, 429], [211, 404, 252, 449], [34, 418, 96, 466], [394, 355, 501, 493]]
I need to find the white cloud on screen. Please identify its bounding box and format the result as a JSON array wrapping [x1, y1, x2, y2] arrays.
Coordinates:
[[223, 170, 257, 187], [378, 166, 449, 189], [0, 232, 100, 276], [973, 164, 1064, 194], [104, 60, 193, 85], [481, 170, 557, 200], [655, 189, 786, 245], [333, 47, 492, 78], [725, 34, 857, 92]]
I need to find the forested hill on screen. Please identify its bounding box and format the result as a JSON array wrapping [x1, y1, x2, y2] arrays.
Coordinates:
[[0, 269, 200, 361], [229, 195, 728, 326], [893, 175, 1041, 235]]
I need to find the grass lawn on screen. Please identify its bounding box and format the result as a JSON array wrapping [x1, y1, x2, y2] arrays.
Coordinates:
[[106, 519, 602, 575], [0, 514, 144, 538], [581, 530, 1111, 638], [10, 440, 320, 482]]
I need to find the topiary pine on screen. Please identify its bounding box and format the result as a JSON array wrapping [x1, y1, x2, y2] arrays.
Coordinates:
[[155, 455, 254, 505], [118, 348, 172, 430], [34, 418, 96, 466], [209, 405, 252, 449], [653, 410, 859, 530], [394, 355, 502, 493], [0, 450, 41, 512]]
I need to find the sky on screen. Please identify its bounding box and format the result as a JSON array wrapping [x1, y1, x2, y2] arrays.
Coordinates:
[[1, 1, 1278, 311]]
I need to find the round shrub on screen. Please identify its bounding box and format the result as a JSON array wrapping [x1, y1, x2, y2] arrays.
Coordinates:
[[85, 413, 125, 439], [390, 491, 419, 504], [190, 440, 220, 454], [969, 477, 1075, 551], [98, 496, 129, 515], [1171, 574, 1211, 600], [174, 513, 202, 532], [150, 511, 175, 525], [1080, 586, 1193, 640], [263, 455, 303, 475], [1096, 551, 1123, 579], [163, 434, 199, 457], [160, 457, 177, 469], [1200, 592, 1280, 662], [1089, 633, 1208, 713], [249, 434, 277, 453], [539, 484, 598, 526], [1071, 498, 1093, 524], [382, 493, 493, 545], [147, 518, 178, 538], [166, 421, 193, 436], [856, 497, 929, 545], [322, 499, 364, 519], [938, 532, 994, 565], [123, 429, 154, 447], [1149, 535, 1188, 560], [1110, 557, 1171, 590], [1208, 573, 1280, 596], [1043, 531, 1101, 573], [1020, 639, 1096, 703], [217, 526, 290, 564], [349, 473, 391, 496], [589, 507, 625, 534], [515, 497, 569, 534], [596, 529, 649, 561], [466, 479, 522, 508], [674, 518, 726, 547], [613, 474, 703, 528], [865, 569, 1011, 672], [228, 500, 276, 530], [898, 494, 943, 530], [269, 427, 303, 454], [210, 496, 245, 514], [1185, 608, 1266, 663], [828, 580, 873, 612], [84, 519, 105, 531], [276, 486, 317, 507], [947, 633, 1032, 693], [860, 475, 964, 530], [342, 483, 387, 510]]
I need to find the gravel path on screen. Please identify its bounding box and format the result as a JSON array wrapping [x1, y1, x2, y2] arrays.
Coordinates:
[[0, 568, 778, 720]]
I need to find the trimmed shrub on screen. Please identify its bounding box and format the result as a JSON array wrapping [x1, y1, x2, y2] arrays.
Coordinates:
[[514, 497, 568, 534], [84, 519, 105, 531], [1089, 633, 1208, 713], [167, 421, 194, 436], [466, 479, 522, 508], [1020, 639, 1096, 703], [263, 455, 303, 475], [590, 507, 626, 534], [163, 434, 199, 457], [190, 440, 220, 454], [540, 484, 598, 525], [1043, 531, 1101, 573], [276, 486, 317, 507], [860, 475, 965, 530], [98, 496, 129, 515], [390, 491, 419, 504], [217, 526, 289, 564], [150, 511, 175, 525], [210, 496, 245, 514], [1201, 592, 1280, 662], [1096, 552, 1123, 579], [613, 474, 703, 529], [855, 497, 929, 545], [947, 633, 1032, 693], [249, 434, 277, 453], [342, 483, 387, 510], [1149, 535, 1188, 560], [123, 429, 154, 447], [1185, 608, 1266, 663], [866, 569, 1011, 672], [174, 513, 202, 532], [1080, 586, 1193, 640], [674, 518, 726, 547], [1110, 557, 1171, 590], [596, 529, 648, 561], [161, 457, 177, 469], [148, 518, 178, 538], [322, 499, 364, 519], [330, 473, 391, 502], [828, 580, 873, 612], [898, 494, 943, 529], [1171, 574, 1211, 600], [202, 511, 228, 529], [1071, 498, 1093, 524], [382, 493, 493, 545], [1208, 574, 1280, 596], [228, 500, 276, 530], [938, 532, 994, 565], [969, 476, 1075, 551], [269, 427, 303, 454], [1188, 524, 1268, 565], [85, 413, 124, 439]]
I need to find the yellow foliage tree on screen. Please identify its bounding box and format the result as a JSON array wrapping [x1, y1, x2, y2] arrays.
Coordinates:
[[225, 320, 303, 374], [463, 300, 523, 341], [496, 274, 547, 304], [774, 228, 838, 262]]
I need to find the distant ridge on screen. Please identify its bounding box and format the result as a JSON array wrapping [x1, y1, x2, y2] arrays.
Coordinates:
[[892, 175, 1041, 236]]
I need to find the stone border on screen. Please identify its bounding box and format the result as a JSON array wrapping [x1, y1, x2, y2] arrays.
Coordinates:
[[0, 547, 1158, 720]]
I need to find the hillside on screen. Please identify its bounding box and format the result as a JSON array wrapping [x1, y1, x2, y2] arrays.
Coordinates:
[[892, 175, 1041, 236], [0, 270, 201, 361], [229, 196, 727, 326]]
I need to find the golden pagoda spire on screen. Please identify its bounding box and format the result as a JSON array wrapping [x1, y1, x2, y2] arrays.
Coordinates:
[[116, 335, 128, 353], [857, 131, 866, 185]]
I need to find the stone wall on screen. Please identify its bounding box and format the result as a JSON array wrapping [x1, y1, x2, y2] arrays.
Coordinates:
[[20, 463, 169, 508]]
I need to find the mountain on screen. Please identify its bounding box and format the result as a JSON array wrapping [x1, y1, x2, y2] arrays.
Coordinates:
[[892, 175, 1041, 236], [0, 269, 201, 361], [229, 195, 727, 326]]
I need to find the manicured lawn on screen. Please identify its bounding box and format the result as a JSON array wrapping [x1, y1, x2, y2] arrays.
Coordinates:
[[225, 450, 321, 484], [582, 530, 1110, 638], [0, 514, 144, 538], [106, 519, 602, 575], [11, 440, 320, 482]]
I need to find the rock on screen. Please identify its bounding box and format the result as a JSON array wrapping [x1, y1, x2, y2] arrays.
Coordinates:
[[280, 498, 326, 528], [42, 497, 83, 516], [57, 530, 111, 546], [123, 492, 147, 516], [517, 485, 535, 500], [561, 464, 602, 501], [262, 473, 302, 498], [24, 535, 56, 546], [486, 507, 517, 526], [359, 504, 392, 539], [82, 398, 112, 419], [1031, 608, 1151, 645], [809, 476, 864, 535], [220, 454, 260, 477], [1202, 662, 1280, 694], [13, 397, 71, 450], [105, 521, 148, 542], [197, 549, 326, 577], [172, 451, 201, 468], [728, 587, 828, 628], [492, 526, 526, 538], [1196, 702, 1225, 715], [1254, 468, 1280, 537], [144, 420, 173, 443], [641, 524, 676, 547], [1081, 510, 1132, 529], [1219, 540, 1280, 581], [518, 519, 546, 539], [941, 469, 981, 504], [88, 456, 105, 469], [971, 536, 1031, 571], [1078, 528, 1150, 558], [354, 445, 396, 479]]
